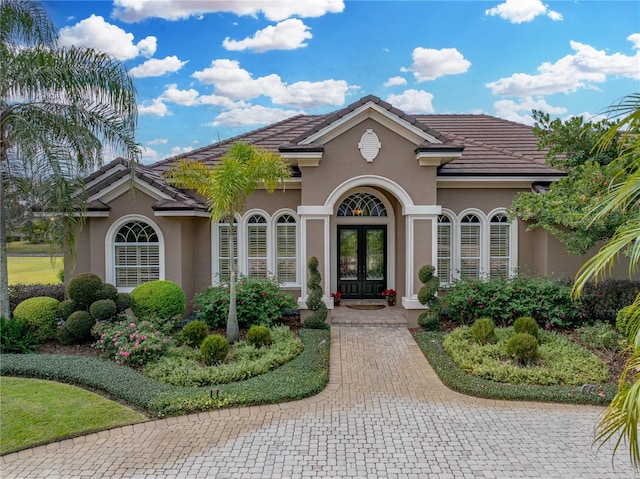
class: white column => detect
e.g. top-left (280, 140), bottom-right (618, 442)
top-left (297, 206), bottom-right (333, 310)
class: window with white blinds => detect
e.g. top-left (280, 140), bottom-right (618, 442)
top-left (437, 215), bottom-right (452, 284)
top-left (460, 214), bottom-right (481, 280)
top-left (276, 214), bottom-right (297, 284)
top-left (490, 213), bottom-right (510, 279)
top-left (218, 222), bottom-right (238, 283)
top-left (114, 221), bottom-right (160, 288)
top-left (247, 215), bottom-right (267, 278)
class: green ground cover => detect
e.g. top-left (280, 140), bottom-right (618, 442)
top-left (0, 377), bottom-right (148, 455)
top-left (7, 256), bottom-right (62, 285)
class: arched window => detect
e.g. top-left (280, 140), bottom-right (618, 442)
top-left (490, 213), bottom-right (510, 279)
top-left (337, 192), bottom-right (387, 217)
top-left (460, 214), bottom-right (481, 280)
top-left (247, 214), bottom-right (267, 278)
top-left (217, 219), bottom-right (237, 283)
top-left (437, 215), bottom-right (452, 284)
top-left (113, 220), bottom-right (160, 288)
top-left (276, 214), bottom-right (297, 284)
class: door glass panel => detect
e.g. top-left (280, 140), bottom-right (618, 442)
top-left (366, 229), bottom-right (384, 280)
top-left (339, 229), bottom-right (358, 280)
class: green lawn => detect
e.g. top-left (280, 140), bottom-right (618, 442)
top-left (7, 256), bottom-right (62, 284)
top-left (0, 377), bottom-right (148, 455)
top-left (7, 241), bottom-right (60, 255)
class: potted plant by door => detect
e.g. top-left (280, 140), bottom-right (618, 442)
top-left (331, 291), bottom-right (342, 306)
top-left (381, 289), bottom-right (396, 306)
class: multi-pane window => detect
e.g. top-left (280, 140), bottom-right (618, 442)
top-left (247, 214), bottom-right (268, 278)
top-left (276, 215), bottom-right (297, 284)
top-left (490, 213), bottom-right (510, 279)
top-left (218, 221), bottom-right (237, 283)
top-left (437, 215), bottom-right (452, 284)
top-left (114, 221), bottom-right (159, 288)
top-left (337, 192), bottom-right (387, 217)
top-left (460, 214), bottom-right (481, 280)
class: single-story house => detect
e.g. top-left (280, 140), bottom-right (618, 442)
top-left (71, 95), bottom-right (618, 327)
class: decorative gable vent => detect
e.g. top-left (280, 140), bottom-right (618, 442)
top-left (358, 129), bottom-right (381, 162)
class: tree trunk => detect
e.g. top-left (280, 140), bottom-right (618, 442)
top-left (226, 220), bottom-right (240, 343)
top-left (0, 162), bottom-right (10, 319)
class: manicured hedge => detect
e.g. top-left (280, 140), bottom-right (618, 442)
top-left (413, 331), bottom-right (616, 406)
top-left (0, 329), bottom-right (330, 417)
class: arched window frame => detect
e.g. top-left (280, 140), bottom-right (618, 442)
top-left (212, 215), bottom-right (239, 284)
top-left (437, 210), bottom-right (455, 285)
top-left (487, 208), bottom-right (518, 279)
top-left (272, 209), bottom-right (299, 286)
top-left (458, 209), bottom-right (484, 280)
top-left (105, 215), bottom-right (165, 292)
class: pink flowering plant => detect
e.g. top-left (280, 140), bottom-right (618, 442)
top-left (93, 318), bottom-right (175, 367)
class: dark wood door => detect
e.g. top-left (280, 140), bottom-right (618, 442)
top-left (337, 225), bottom-right (386, 299)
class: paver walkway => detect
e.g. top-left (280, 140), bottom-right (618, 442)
top-left (1, 306), bottom-right (636, 478)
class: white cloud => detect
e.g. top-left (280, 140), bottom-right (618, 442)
top-left (385, 89), bottom-right (435, 114)
top-left (170, 146), bottom-right (194, 156)
top-left (493, 97), bottom-right (567, 124)
top-left (112, 0), bottom-right (344, 22)
top-left (147, 138), bottom-right (168, 145)
top-left (485, 0), bottom-right (562, 24)
top-left (208, 105), bottom-right (301, 127)
top-left (199, 94), bottom-right (248, 109)
top-left (139, 98), bottom-right (170, 116)
top-left (193, 59), bottom-right (354, 108)
top-left (629, 33), bottom-right (640, 49)
top-left (140, 145), bottom-right (159, 164)
top-left (486, 39), bottom-right (640, 96)
top-left (223, 19), bottom-right (312, 53)
top-left (402, 47), bottom-right (471, 81)
top-left (58, 14), bottom-right (156, 60)
top-left (161, 84), bottom-right (200, 106)
top-left (384, 76), bottom-right (407, 87)
top-left (129, 56), bottom-right (187, 78)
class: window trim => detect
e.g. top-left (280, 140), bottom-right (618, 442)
top-left (272, 209), bottom-right (300, 287)
top-left (437, 210), bottom-right (454, 285)
top-left (245, 212), bottom-right (269, 279)
top-left (105, 215), bottom-right (165, 292)
top-left (211, 214), bottom-right (240, 284)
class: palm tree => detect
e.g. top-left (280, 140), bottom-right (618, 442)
top-left (164, 141), bottom-right (291, 343)
top-left (0, 0), bottom-right (139, 318)
top-left (573, 93), bottom-right (640, 468)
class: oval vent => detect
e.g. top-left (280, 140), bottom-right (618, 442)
top-left (358, 129), bottom-right (381, 162)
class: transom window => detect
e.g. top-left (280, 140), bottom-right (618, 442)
top-left (114, 221), bottom-right (160, 288)
top-left (337, 192), bottom-right (387, 217)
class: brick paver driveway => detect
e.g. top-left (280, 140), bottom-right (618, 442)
top-left (2, 313), bottom-right (636, 478)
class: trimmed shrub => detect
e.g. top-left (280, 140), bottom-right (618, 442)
top-left (97, 283), bottom-right (118, 301)
top-left (89, 299), bottom-right (117, 322)
top-left (200, 334), bottom-right (229, 366)
top-left (66, 273), bottom-right (104, 308)
top-left (513, 316), bottom-right (539, 339)
top-left (303, 315), bottom-right (330, 330)
top-left (303, 257), bottom-right (329, 329)
top-left (418, 310), bottom-right (441, 331)
top-left (114, 293), bottom-right (132, 314)
top-left (471, 318), bottom-right (496, 345)
top-left (58, 299), bottom-right (80, 320)
top-left (13, 296), bottom-right (60, 341)
top-left (131, 280), bottom-right (185, 321)
top-left (57, 325), bottom-right (76, 345)
top-left (247, 325), bottom-right (272, 347)
top-left (181, 320), bottom-right (209, 348)
top-left (506, 333), bottom-right (539, 366)
top-left (9, 283), bottom-right (65, 314)
top-left (0, 317), bottom-right (39, 353)
top-left (65, 311), bottom-right (96, 342)
top-left (580, 280), bottom-right (640, 323)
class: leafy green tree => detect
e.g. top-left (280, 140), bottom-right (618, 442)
top-left (573, 93), bottom-right (640, 468)
top-left (510, 111), bottom-right (625, 254)
top-left (0, 0), bottom-right (139, 318)
top-left (164, 141), bottom-right (291, 343)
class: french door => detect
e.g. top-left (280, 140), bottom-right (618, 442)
top-left (337, 225), bottom-right (386, 299)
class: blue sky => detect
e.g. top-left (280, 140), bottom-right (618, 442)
top-left (43, 0), bottom-right (640, 164)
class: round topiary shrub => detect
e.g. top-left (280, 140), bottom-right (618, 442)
top-left (418, 265), bottom-right (436, 285)
top-left (130, 280), bottom-right (185, 321)
top-left (114, 293), bottom-right (132, 314)
top-left (66, 273), bottom-right (104, 308)
top-left (513, 316), bottom-right (539, 339)
top-left (13, 296), bottom-right (60, 341)
top-left (418, 309), bottom-right (441, 331)
top-left (89, 299), bottom-right (117, 322)
top-left (57, 325), bottom-right (76, 346)
top-left (506, 332), bottom-right (539, 366)
top-left (66, 310), bottom-right (96, 342)
top-left (58, 299), bottom-right (80, 321)
top-left (97, 283), bottom-right (118, 301)
top-left (181, 320), bottom-right (209, 348)
top-left (200, 334), bottom-right (229, 366)
top-left (471, 317), bottom-right (496, 345)
top-left (246, 325), bottom-right (272, 348)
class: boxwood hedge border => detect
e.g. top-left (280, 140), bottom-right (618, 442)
top-left (0, 329), bottom-right (330, 418)
top-left (413, 331), bottom-right (617, 406)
